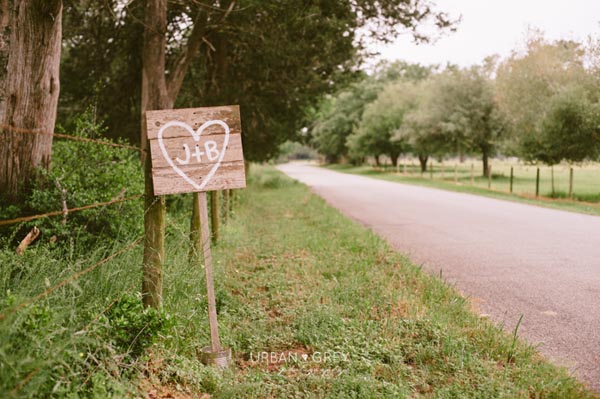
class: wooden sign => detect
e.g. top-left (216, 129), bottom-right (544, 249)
top-left (146, 105), bottom-right (246, 196)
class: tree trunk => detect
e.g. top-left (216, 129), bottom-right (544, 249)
top-left (141, 0), bottom-right (170, 309)
top-left (0, 0), bottom-right (10, 122)
top-left (141, 0), bottom-right (208, 309)
top-left (418, 154), bottom-right (428, 172)
top-left (482, 150), bottom-right (489, 178)
top-left (374, 155), bottom-right (380, 166)
top-left (0, 0), bottom-right (62, 202)
top-left (390, 151), bottom-right (399, 167)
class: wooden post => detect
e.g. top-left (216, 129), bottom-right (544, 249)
top-left (551, 166), bottom-right (555, 196)
top-left (470, 164), bottom-right (474, 185)
top-left (189, 192), bottom-right (202, 262)
top-left (430, 161), bottom-right (433, 179)
top-left (210, 191), bottom-right (219, 244)
top-left (569, 167), bottom-right (574, 199)
top-left (535, 168), bottom-right (540, 197)
top-left (197, 191), bottom-right (221, 352)
top-left (222, 189), bottom-right (230, 223)
top-left (142, 148), bottom-right (165, 309)
top-left (487, 165), bottom-right (492, 189)
top-left (510, 167), bottom-right (514, 193)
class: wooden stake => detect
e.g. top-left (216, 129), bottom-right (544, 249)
top-left (569, 167), bottom-right (574, 199)
top-left (210, 191), bottom-right (219, 244)
top-left (198, 191), bottom-right (221, 352)
top-left (510, 167), bottom-right (514, 193)
top-left (142, 149), bottom-right (165, 309)
top-left (189, 193), bottom-right (201, 262)
top-left (535, 168), bottom-right (540, 197)
top-left (16, 227), bottom-right (40, 255)
top-left (222, 189), bottom-right (230, 223)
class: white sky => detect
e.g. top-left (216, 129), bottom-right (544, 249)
top-left (368, 0), bottom-right (600, 67)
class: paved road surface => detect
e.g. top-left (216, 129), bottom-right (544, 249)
top-left (278, 162), bottom-right (600, 391)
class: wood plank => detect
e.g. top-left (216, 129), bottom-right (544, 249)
top-left (146, 105), bottom-right (241, 140)
top-left (149, 134), bottom-right (243, 170)
top-left (152, 161), bottom-right (246, 195)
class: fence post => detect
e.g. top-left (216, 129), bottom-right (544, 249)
top-left (535, 168), bottom-right (540, 197)
top-left (510, 167), bottom-right (514, 194)
top-left (569, 167), bottom-right (574, 199)
top-left (210, 191), bottom-right (219, 244)
top-left (189, 192), bottom-right (202, 262)
top-left (142, 147), bottom-right (165, 309)
top-left (487, 165), bottom-right (492, 189)
top-left (222, 189), bottom-right (230, 223)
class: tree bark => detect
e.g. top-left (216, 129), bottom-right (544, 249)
top-left (418, 154), bottom-right (428, 172)
top-left (390, 151), bottom-right (399, 167)
top-left (0, 0), bottom-right (62, 202)
top-left (0, 0), bottom-right (10, 122)
top-left (482, 150), bottom-right (489, 178)
top-left (141, 0), bottom-right (170, 309)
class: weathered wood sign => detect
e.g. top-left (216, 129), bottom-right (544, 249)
top-left (146, 105), bottom-right (246, 195)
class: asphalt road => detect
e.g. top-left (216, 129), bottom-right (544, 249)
top-left (278, 162), bottom-right (600, 391)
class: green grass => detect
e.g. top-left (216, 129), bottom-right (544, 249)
top-left (0, 165), bottom-right (596, 398)
top-left (324, 163), bottom-right (600, 217)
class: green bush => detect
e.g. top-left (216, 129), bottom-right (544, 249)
top-left (0, 108), bottom-right (144, 247)
top-left (105, 292), bottom-right (172, 359)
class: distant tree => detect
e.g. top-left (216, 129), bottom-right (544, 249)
top-left (495, 34), bottom-right (591, 163)
top-left (531, 84), bottom-right (600, 165)
top-left (311, 78), bottom-right (382, 163)
top-left (0, 0), bottom-right (63, 202)
top-left (394, 67), bottom-right (503, 176)
top-left (394, 79), bottom-right (449, 172)
top-left (347, 81), bottom-right (420, 166)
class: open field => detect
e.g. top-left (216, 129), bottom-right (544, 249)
top-left (325, 162), bottom-right (600, 217)
top-left (0, 165), bottom-right (596, 397)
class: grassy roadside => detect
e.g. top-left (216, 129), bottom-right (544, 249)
top-left (166, 165), bottom-right (594, 397)
top-left (323, 164), bottom-right (600, 217)
top-left (1, 165), bottom-right (596, 398)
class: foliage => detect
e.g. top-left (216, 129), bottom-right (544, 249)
top-left (0, 109), bottom-right (144, 246)
top-left (105, 292), bottom-right (171, 359)
top-left (59, 1), bottom-right (456, 161)
top-left (347, 80), bottom-right (419, 165)
top-left (311, 77), bottom-right (383, 163)
top-left (495, 34), bottom-right (600, 164)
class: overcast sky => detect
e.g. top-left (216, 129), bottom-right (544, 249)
top-left (367, 0), bottom-right (600, 67)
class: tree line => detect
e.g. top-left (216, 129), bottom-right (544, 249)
top-left (309, 33), bottom-right (600, 177)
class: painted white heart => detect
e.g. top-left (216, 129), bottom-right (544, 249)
top-left (301, 354), bottom-right (308, 361)
top-left (157, 120), bottom-right (230, 191)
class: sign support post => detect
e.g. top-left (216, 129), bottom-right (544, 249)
top-left (198, 191), bottom-right (221, 351)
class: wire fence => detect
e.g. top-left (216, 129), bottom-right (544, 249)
top-left (0, 124), bottom-right (144, 152)
top-left (372, 158), bottom-right (600, 204)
